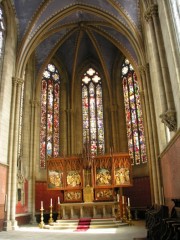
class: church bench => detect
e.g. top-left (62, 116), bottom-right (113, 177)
top-left (147, 206), bottom-right (180, 240)
top-left (145, 204), bottom-right (169, 239)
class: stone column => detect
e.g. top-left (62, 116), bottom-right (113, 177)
top-left (29, 100), bottom-right (39, 223)
top-left (10, 77), bottom-right (24, 229)
top-left (110, 105), bottom-right (116, 152)
top-left (144, 6), bottom-right (167, 114)
top-left (148, 4), bottom-right (176, 131)
top-left (4, 78), bottom-right (18, 230)
top-left (67, 108), bottom-right (73, 155)
top-left (138, 64), bottom-right (163, 204)
top-left (59, 81), bottom-right (67, 155)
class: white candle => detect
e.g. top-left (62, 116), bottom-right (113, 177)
top-left (117, 194), bottom-right (119, 202)
top-left (128, 197), bottom-right (130, 206)
top-left (58, 196), bottom-right (60, 204)
top-left (41, 201), bottom-right (43, 209)
top-left (50, 198), bottom-right (52, 206)
top-left (122, 196), bottom-right (124, 204)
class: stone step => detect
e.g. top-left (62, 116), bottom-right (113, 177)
top-left (44, 218), bottom-right (129, 230)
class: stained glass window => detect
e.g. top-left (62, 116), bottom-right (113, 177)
top-left (40, 63), bottom-right (60, 168)
top-left (122, 59), bottom-right (147, 165)
top-left (82, 68), bottom-right (105, 156)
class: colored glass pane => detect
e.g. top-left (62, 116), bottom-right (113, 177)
top-left (40, 63), bottom-right (60, 168)
top-left (82, 68), bottom-right (105, 155)
top-left (122, 59), bottom-right (147, 165)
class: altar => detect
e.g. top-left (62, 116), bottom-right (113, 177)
top-left (60, 201), bottom-right (117, 219)
top-left (47, 153), bottom-right (132, 204)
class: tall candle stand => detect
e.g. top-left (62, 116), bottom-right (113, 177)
top-left (49, 205), bottom-right (54, 224)
top-left (115, 203), bottom-right (121, 220)
top-left (39, 207), bottom-right (45, 228)
top-left (126, 205), bottom-right (132, 225)
top-left (57, 203), bottom-right (61, 220)
top-left (122, 202), bottom-right (127, 222)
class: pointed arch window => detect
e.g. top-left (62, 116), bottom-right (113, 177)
top-left (82, 68), bottom-right (105, 156)
top-left (122, 59), bottom-right (147, 165)
top-left (40, 63), bottom-right (61, 168)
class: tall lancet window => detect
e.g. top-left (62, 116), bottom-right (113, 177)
top-left (40, 63), bottom-right (60, 168)
top-left (82, 68), bottom-right (105, 156)
top-left (122, 59), bottom-right (147, 165)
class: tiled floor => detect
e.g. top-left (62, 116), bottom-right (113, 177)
top-left (0, 220), bottom-right (147, 240)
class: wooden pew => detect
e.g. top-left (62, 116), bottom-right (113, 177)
top-left (145, 204), bottom-right (169, 239)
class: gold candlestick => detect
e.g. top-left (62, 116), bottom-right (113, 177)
top-left (122, 203), bottom-right (127, 222)
top-left (57, 203), bottom-right (61, 220)
top-left (115, 202), bottom-right (121, 220)
top-left (49, 205), bottom-right (54, 224)
top-left (127, 206), bottom-right (132, 225)
top-left (39, 207), bottom-right (45, 228)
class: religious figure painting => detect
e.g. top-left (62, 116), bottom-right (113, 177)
top-left (66, 170), bottom-right (82, 187)
top-left (114, 167), bottom-right (130, 186)
top-left (48, 170), bottom-right (63, 189)
top-left (64, 190), bottom-right (82, 202)
top-left (96, 168), bottom-right (112, 186)
top-left (95, 188), bottom-right (114, 201)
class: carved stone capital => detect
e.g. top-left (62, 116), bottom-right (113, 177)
top-left (12, 77), bottom-right (24, 86)
top-left (144, 4), bottom-right (158, 22)
top-left (150, 4), bottom-right (158, 17)
top-left (160, 109), bottom-right (177, 132)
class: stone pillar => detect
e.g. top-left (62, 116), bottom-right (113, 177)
top-left (59, 81), bottom-right (67, 155)
top-left (6, 77), bottom-right (24, 230)
top-left (67, 108), bottom-right (73, 155)
top-left (138, 64), bottom-right (163, 204)
top-left (4, 78), bottom-right (18, 230)
top-left (29, 100), bottom-right (39, 224)
top-left (144, 6), bottom-right (167, 114)
top-left (147, 4), bottom-right (177, 131)
top-left (110, 105), bottom-right (116, 151)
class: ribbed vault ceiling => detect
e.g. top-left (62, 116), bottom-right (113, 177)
top-left (12, 0), bottom-right (143, 79)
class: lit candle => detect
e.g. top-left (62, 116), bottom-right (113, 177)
top-left (117, 194), bottom-right (119, 202)
top-left (58, 197), bottom-right (60, 204)
top-left (128, 197), bottom-right (130, 206)
top-left (122, 196), bottom-right (124, 204)
top-left (50, 198), bottom-right (52, 206)
top-left (41, 201), bottom-right (43, 209)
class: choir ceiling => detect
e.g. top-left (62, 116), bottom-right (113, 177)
top-left (12, 0), bottom-right (143, 79)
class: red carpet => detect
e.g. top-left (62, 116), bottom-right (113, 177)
top-left (75, 218), bottom-right (91, 232)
